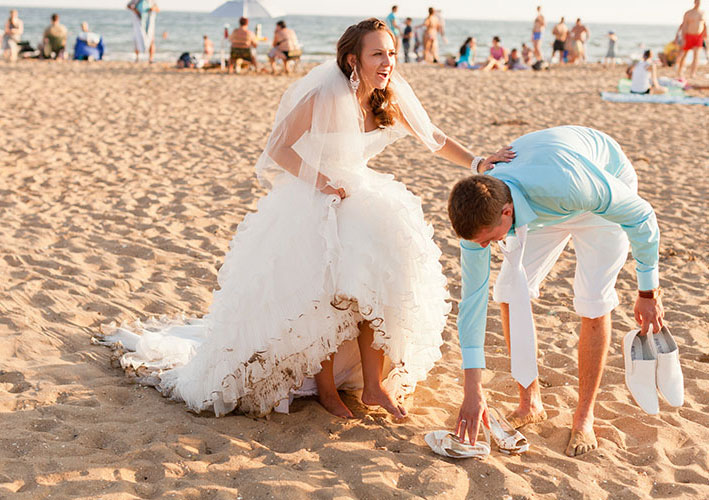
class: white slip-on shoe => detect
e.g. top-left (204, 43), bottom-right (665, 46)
top-left (652, 325), bottom-right (684, 407)
top-left (623, 328), bottom-right (659, 415)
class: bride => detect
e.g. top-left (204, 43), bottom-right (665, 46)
top-left (98, 18), bottom-right (513, 419)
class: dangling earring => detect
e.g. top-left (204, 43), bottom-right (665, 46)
top-left (349, 66), bottom-right (360, 92)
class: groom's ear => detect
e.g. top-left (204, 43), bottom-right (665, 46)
top-left (501, 203), bottom-right (514, 218)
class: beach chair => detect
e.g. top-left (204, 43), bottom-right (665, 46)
top-left (284, 48), bottom-right (303, 73)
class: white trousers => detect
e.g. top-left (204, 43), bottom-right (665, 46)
top-left (493, 213), bottom-right (630, 318)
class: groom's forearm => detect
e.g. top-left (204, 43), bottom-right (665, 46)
top-left (464, 368), bottom-right (484, 395)
top-left (458, 240), bottom-right (490, 369)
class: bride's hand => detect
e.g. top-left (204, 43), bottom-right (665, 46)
top-left (316, 173), bottom-right (347, 199)
top-left (479, 146), bottom-right (515, 172)
top-left (321, 184), bottom-right (347, 199)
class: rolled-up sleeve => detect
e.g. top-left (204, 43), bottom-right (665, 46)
top-left (457, 241), bottom-right (491, 369)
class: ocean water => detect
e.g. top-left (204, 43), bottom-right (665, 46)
top-left (3, 6), bottom-right (685, 64)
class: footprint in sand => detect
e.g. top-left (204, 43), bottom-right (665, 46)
top-left (0, 370), bottom-right (32, 394)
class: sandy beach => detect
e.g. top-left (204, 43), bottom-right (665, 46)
top-left (1, 60), bottom-right (708, 499)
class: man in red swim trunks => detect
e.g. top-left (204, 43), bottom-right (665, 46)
top-left (677, 0), bottom-right (707, 78)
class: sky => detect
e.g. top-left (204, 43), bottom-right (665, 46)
top-left (1, 0), bottom-right (695, 25)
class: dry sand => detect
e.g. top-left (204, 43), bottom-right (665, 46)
top-left (0, 60), bottom-right (708, 499)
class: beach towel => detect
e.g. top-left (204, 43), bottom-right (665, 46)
top-left (129, 0), bottom-right (156, 53)
top-left (601, 92), bottom-right (709, 106)
top-left (617, 78), bottom-right (685, 97)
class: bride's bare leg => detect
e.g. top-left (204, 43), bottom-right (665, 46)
top-left (314, 357), bottom-right (353, 418)
top-left (358, 322), bottom-right (407, 419)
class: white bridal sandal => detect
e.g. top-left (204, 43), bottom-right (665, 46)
top-left (623, 328), bottom-right (659, 415)
top-left (424, 430), bottom-right (491, 460)
top-left (486, 408), bottom-right (530, 455)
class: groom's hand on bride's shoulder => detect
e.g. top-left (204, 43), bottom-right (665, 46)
top-left (480, 146), bottom-right (516, 173)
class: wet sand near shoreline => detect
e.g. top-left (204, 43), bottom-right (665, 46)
top-left (1, 60), bottom-right (708, 499)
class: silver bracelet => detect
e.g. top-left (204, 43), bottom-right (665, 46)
top-left (470, 156), bottom-right (485, 173)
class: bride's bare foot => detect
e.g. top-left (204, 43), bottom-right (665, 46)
top-left (361, 384), bottom-right (407, 419)
top-left (318, 391), bottom-right (353, 419)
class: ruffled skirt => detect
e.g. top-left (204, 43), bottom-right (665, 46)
top-left (97, 167), bottom-right (450, 416)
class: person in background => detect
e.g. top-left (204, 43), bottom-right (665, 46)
top-left (604, 31), bottom-right (618, 67)
top-left (570, 18), bottom-right (590, 64)
top-left (402, 17), bottom-right (413, 63)
top-left (74, 21), bottom-right (104, 61)
top-left (203, 35), bottom-right (214, 60)
top-left (456, 36), bottom-right (476, 68)
top-left (521, 42), bottom-right (533, 65)
top-left (2, 9), bottom-right (23, 62)
top-left (229, 16), bottom-right (259, 73)
top-left (385, 5), bottom-right (400, 52)
top-left (563, 35), bottom-right (574, 63)
top-left (127, 0), bottom-right (159, 63)
top-left (422, 7), bottom-right (444, 63)
top-left (676, 0), bottom-right (707, 78)
top-left (551, 17), bottom-right (567, 64)
top-left (628, 49), bottom-right (668, 94)
top-left (413, 23), bottom-right (424, 61)
top-left (268, 20), bottom-right (300, 75)
top-left (507, 49), bottom-right (529, 70)
top-left (78, 22), bottom-right (100, 45)
top-left (531, 5), bottom-right (545, 61)
top-left (39, 13), bottom-right (68, 60)
top-left (481, 36), bottom-right (507, 71)
top-left (507, 48), bottom-right (529, 70)
top-left (659, 37), bottom-right (681, 67)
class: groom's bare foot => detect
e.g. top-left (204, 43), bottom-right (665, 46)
top-left (507, 407), bottom-right (548, 429)
top-left (509, 381), bottom-right (547, 428)
top-left (361, 384), bottom-right (407, 419)
top-left (318, 391), bottom-right (353, 419)
top-left (565, 428), bottom-right (597, 457)
top-left (565, 410), bottom-right (597, 456)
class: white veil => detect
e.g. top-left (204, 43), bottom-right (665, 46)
top-left (254, 60), bottom-right (446, 193)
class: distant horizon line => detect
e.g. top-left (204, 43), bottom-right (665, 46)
top-left (0, 4), bottom-right (679, 27)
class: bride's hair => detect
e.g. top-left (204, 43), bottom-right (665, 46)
top-left (336, 18), bottom-right (396, 128)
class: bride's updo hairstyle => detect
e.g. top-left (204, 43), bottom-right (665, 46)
top-left (337, 18), bottom-right (396, 128)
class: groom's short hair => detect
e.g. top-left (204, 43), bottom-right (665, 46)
top-left (448, 175), bottom-right (512, 240)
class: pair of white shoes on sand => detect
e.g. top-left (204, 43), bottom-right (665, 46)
top-left (425, 408), bottom-right (529, 460)
top-left (623, 325), bottom-right (684, 415)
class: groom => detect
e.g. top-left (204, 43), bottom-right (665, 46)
top-left (447, 125), bottom-right (664, 457)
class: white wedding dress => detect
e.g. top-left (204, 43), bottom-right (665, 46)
top-left (98, 125), bottom-right (450, 417)
top-left (98, 63), bottom-right (450, 417)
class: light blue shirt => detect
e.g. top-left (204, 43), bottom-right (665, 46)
top-left (457, 45), bottom-right (473, 66)
top-left (458, 126), bottom-right (660, 369)
top-left (386, 12), bottom-right (400, 36)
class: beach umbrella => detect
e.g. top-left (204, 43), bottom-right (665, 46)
top-left (210, 0), bottom-right (285, 19)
